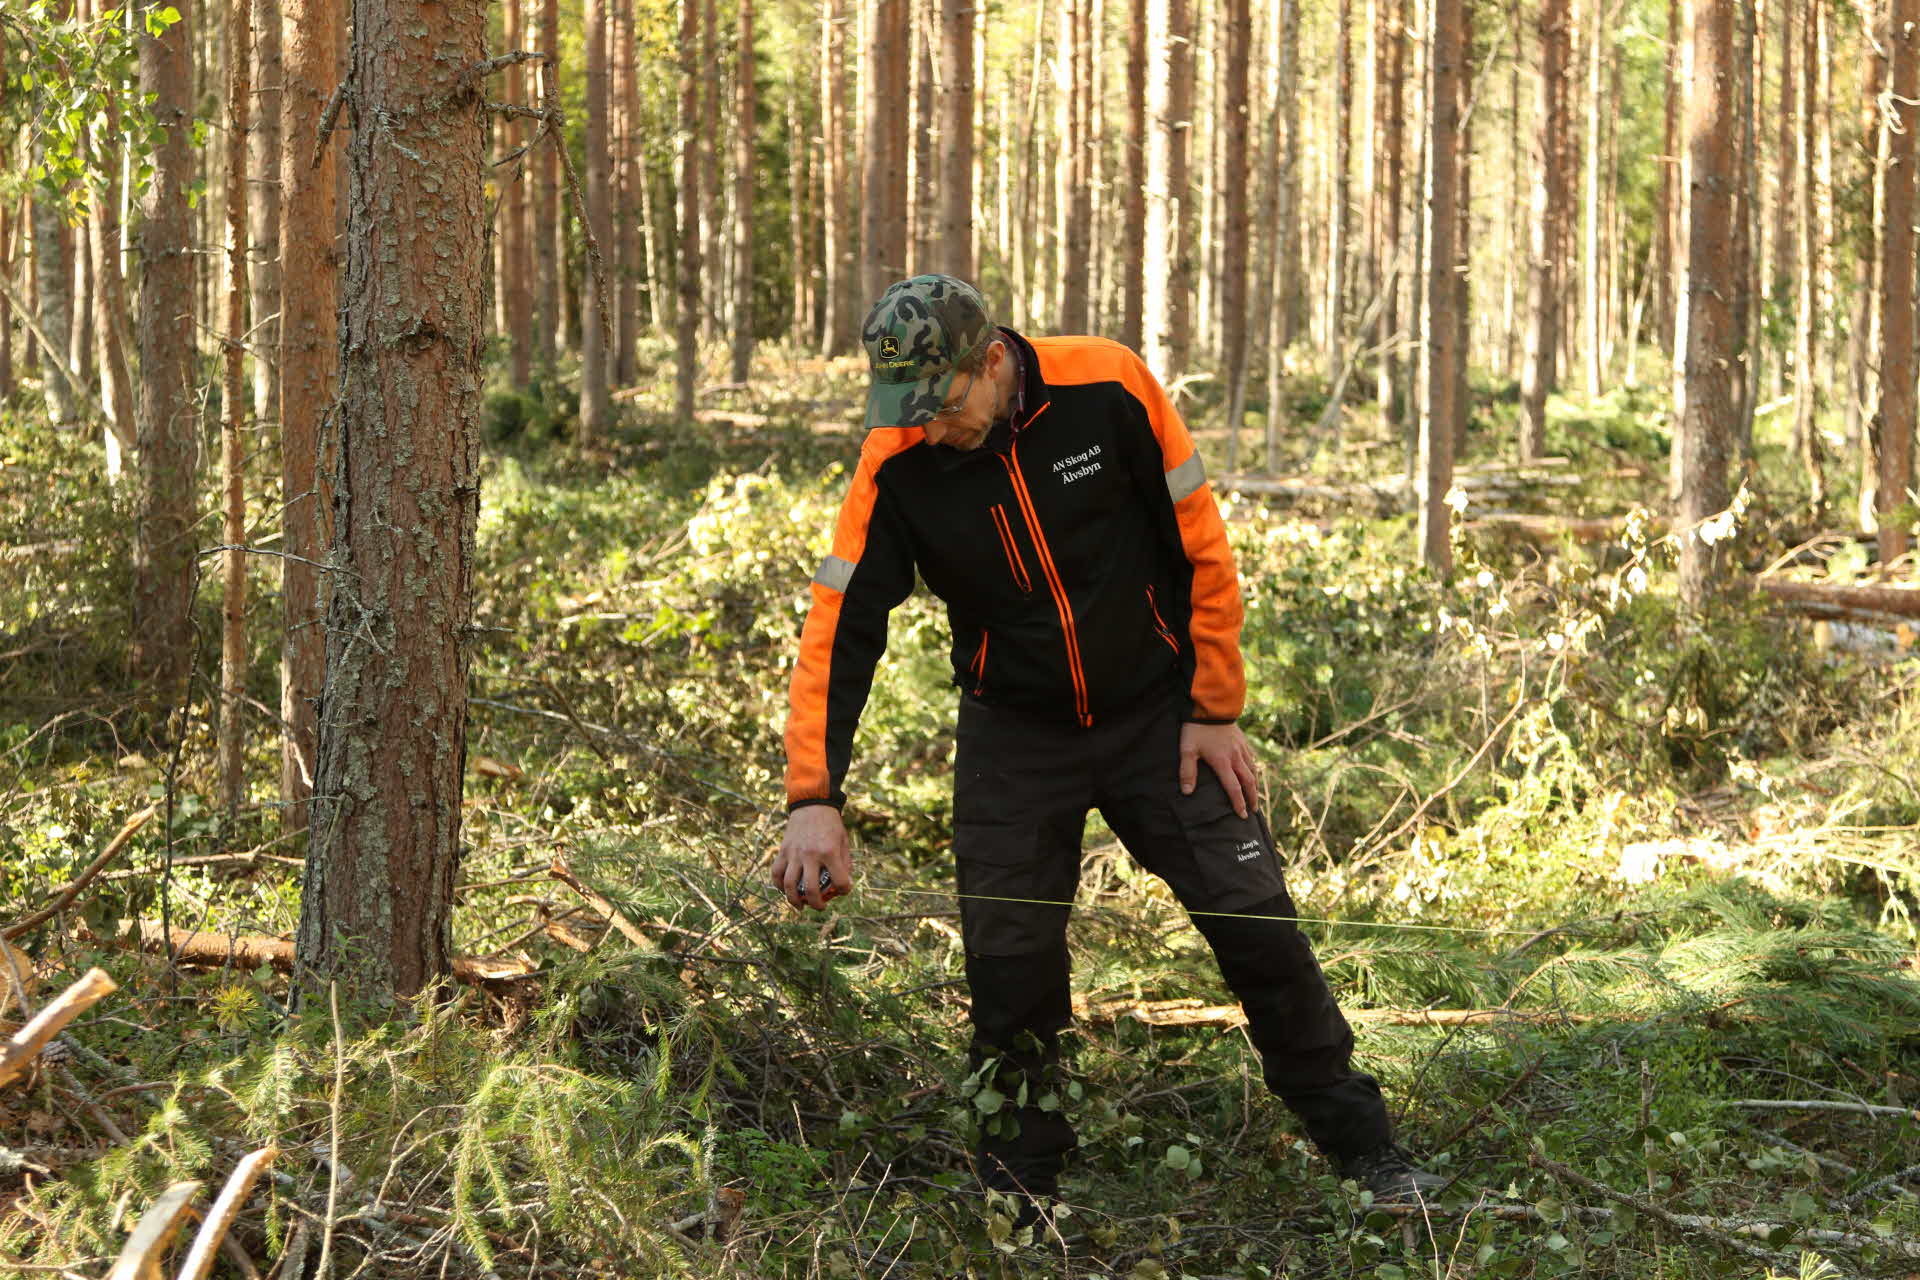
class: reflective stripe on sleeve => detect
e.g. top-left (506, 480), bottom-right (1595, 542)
top-left (1166, 453), bottom-right (1206, 503)
top-left (813, 554), bottom-right (857, 592)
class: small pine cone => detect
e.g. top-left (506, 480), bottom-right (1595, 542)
top-left (38, 1040), bottom-right (73, 1068)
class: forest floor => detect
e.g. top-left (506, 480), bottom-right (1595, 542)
top-left (3, 347), bottom-right (1920, 1278)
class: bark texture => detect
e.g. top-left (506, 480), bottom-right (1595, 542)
top-left (220, 0), bottom-right (253, 822)
top-left (677, 0), bottom-right (702, 420)
top-left (250, 0), bottom-right (282, 426)
top-left (1881, 0), bottom-right (1918, 566)
top-left (1679, 0), bottom-right (1737, 606)
top-left (1421, 0), bottom-right (1461, 573)
top-left (132, 0), bottom-right (200, 708)
top-left (939, 0), bottom-right (976, 280)
top-left (579, 0), bottom-right (612, 438)
top-left (294, 0), bottom-right (488, 1002)
top-left (1518, 0), bottom-right (1567, 461)
top-left (730, 0), bottom-right (756, 383)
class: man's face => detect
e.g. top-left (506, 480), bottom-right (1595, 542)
top-left (920, 345), bottom-right (998, 451)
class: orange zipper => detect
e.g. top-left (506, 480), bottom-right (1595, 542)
top-left (989, 505), bottom-right (1033, 592)
top-left (970, 630), bottom-right (990, 695)
top-left (1146, 586), bottom-right (1180, 654)
top-left (1000, 443), bottom-right (1092, 727)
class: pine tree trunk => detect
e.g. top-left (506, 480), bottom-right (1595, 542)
top-left (1518, 0), bottom-right (1566, 460)
top-left (677, 0), bottom-right (702, 419)
top-left (1772, 0), bottom-right (1795, 384)
top-left (250, 0), bottom-right (281, 425)
top-left (1679, 0), bottom-right (1736, 607)
top-left (1848, 17), bottom-right (1885, 503)
top-left (1144, 0), bottom-right (1192, 376)
top-left (1121, 0), bottom-right (1147, 349)
top-left (219, 0), bottom-right (251, 825)
top-left (820, 0), bottom-right (857, 353)
top-left (789, 61), bottom-right (812, 344)
top-left (295, 0), bottom-right (487, 1004)
top-left (1792, 0), bottom-right (1825, 510)
top-left (1454, 0), bottom-right (1472, 456)
top-left (939, 0), bottom-right (975, 279)
top-left (1881, 0), bottom-right (1917, 567)
top-left (88, 56), bottom-right (137, 474)
top-left (1655, 0), bottom-right (1679, 349)
top-left (863, 0), bottom-right (911, 301)
top-left (535, 0), bottom-right (560, 370)
top-left (1376, 0), bottom-right (1405, 428)
top-left (0, 208), bottom-right (13, 401)
top-left (1327, 0), bottom-right (1351, 382)
top-left (1581, 0), bottom-right (1603, 396)
top-left (580, 0), bottom-right (612, 439)
top-left (32, 172), bottom-right (74, 427)
top-left (1221, 0), bottom-right (1251, 462)
top-left (730, 0), bottom-right (756, 382)
top-left (1421, 0), bottom-right (1460, 573)
top-left (133, 0), bottom-right (199, 709)
top-left (616, 0), bottom-right (640, 383)
top-left (278, 0), bottom-right (336, 833)
top-left (1730, 0), bottom-right (1756, 455)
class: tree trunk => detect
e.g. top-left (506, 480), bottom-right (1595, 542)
top-left (502, 0), bottom-right (534, 388)
top-left (295, 0), bottom-right (487, 1004)
top-left (821, 0), bottom-right (857, 353)
top-left (278, 0), bottom-right (337, 834)
top-left (615, 0), bottom-right (640, 384)
top-left (1375, 0), bottom-right (1406, 430)
top-left (32, 172), bottom-right (74, 427)
top-left (1730, 0), bottom-right (1756, 456)
top-left (219, 0), bottom-right (252, 825)
top-left (88, 51), bottom-right (137, 475)
top-left (1454, 0), bottom-right (1472, 456)
top-left (1221, 0), bottom-right (1251, 463)
top-left (535, 0), bottom-right (560, 371)
top-left (939, 0), bottom-right (976, 280)
top-left (1518, 0), bottom-right (1567, 460)
top-left (1581, 0), bottom-right (1603, 397)
top-left (1121, 0), bottom-right (1147, 349)
top-left (677, 0), bottom-right (703, 420)
top-left (1327, 0), bottom-right (1351, 383)
top-left (0, 207), bottom-right (13, 401)
top-left (1856, 12), bottom-right (1889, 532)
top-left (863, 0), bottom-right (910, 301)
top-left (1058, 0), bottom-right (1093, 330)
top-left (1143, 0), bottom-right (1192, 377)
top-left (1792, 0), bottom-right (1824, 511)
top-left (250, 0), bottom-right (282, 426)
top-left (1421, 0), bottom-right (1460, 573)
top-left (1772, 0), bottom-right (1795, 382)
top-left (132, 0), bottom-right (199, 710)
top-left (1881, 0), bottom-right (1917, 567)
top-left (579, 0), bottom-right (612, 440)
top-left (1679, 0), bottom-right (1737, 607)
top-left (1846, 25), bottom-right (1884, 457)
top-left (1276, 0), bottom-right (1301, 356)
top-left (730, 0), bottom-right (756, 382)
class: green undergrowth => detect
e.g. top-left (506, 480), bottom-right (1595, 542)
top-left (5, 355), bottom-right (1920, 1276)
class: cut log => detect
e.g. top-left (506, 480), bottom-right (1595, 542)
top-left (1756, 577), bottom-right (1920, 621)
top-left (94, 923), bottom-right (534, 985)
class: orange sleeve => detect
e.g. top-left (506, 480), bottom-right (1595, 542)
top-left (785, 436), bottom-right (919, 809)
top-left (1120, 354), bottom-right (1246, 722)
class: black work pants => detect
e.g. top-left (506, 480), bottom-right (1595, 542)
top-left (953, 693), bottom-right (1392, 1197)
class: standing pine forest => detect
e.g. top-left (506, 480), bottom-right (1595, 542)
top-left (5, 0), bottom-right (1920, 1273)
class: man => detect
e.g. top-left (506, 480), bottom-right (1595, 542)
top-left (774, 274), bottom-right (1440, 1221)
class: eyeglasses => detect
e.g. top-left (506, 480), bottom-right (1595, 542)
top-left (930, 370), bottom-right (976, 421)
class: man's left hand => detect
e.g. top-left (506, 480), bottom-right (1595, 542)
top-left (1179, 721), bottom-right (1260, 818)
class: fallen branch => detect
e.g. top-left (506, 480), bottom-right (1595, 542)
top-left (94, 922), bottom-right (534, 985)
top-left (105, 1178), bottom-right (203, 1280)
top-left (548, 858), bottom-right (664, 953)
top-left (1463, 512), bottom-right (1669, 545)
top-left (0, 968), bottom-right (118, 1089)
top-left (1069, 994), bottom-right (1586, 1031)
top-left (1843, 1160), bottom-right (1920, 1209)
top-left (1734, 1099), bottom-right (1920, 1121)
top-left (174, 1147), bottom-right (276, 1280)
top-left (4, 806), bottom-right (159, 941)
top-left (1528, 1152), bottom-right (1787, 1266)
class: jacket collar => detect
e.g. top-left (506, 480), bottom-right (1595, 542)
top-left (931, 327), bottom-right (1052, 471)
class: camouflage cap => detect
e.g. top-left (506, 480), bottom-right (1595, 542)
top-left (860, 275), bottom-right (996, 429)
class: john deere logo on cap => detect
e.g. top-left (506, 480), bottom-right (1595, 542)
top-left (879, 337), bottom-right (900, 360)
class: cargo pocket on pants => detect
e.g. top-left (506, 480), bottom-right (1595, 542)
top-left (953, 821), bottom-right (1076, 957)
top-left (1172, 783), bottom-right (1289, 911)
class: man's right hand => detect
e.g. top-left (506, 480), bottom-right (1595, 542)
top-left (772, 805), bottom-right (854, 911)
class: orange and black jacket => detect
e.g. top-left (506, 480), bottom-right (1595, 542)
top-left (785, 328), bottom-right (1246, 811)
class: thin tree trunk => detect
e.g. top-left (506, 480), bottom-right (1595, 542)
top-left (1853, 12), bottom-right (1887, 530)
top-left (32, 171), bottom-right (74, 427)
top-left (1771, 0), bottom-right (1795, 396)
top-left (1679, 0), bottom-right (1736, 607)
top-left (1259, 0), bottom-right (1284, 467)
top-left (1421, 0), bottom-right (1461, 572)
top-left (1276, 0), bottom-right (1301, 356)
top-left (1221, 0), bottom-right (1251, 463)
top-left (1581, 0), bottom-right (1603, 396)
top-left (278, 0), bottom-right (336, 833)
top-left (730, 0), bottom-right (756, 382)
top-left (1518, 0), bottom-right (1566, 460)
top-left (1327, 0), bottom-right (1352, 382)
top-left (789, 60), bottom-right (811, 344)
top-left (1144, 0), bottom-right (1192, 377)
top-left (580, 0), bottom-right (612, 439)
top-left (1376, 0), bottom-right (1406, 429)
top-left (1121, 0), bottom-right (1147, 349)
top-left (1793, 0), bottom-right (1825, 511)
top-left (863, 0), bottom-right (911, 301)
top-left (1454, 0), bottom-right (1472, 456)
top-left (0, 207), bottom-right (13, 401)
top-left (89, 59), bottom-right (137, 474)
top-left (219, 0), bottom-right (251, 825)
top-left (677, 0), bottom-right (703, 419)
top-left (615, 0), bottom-right (639, 384)
top-left (295, 0), bottom-right (487, 1004)
top-left (535, 0), bottom-right (560, 370)
top-left (939, 0), bottom-right (976, 279)
top-left (820, 0), bottom-right (857, 353)
top-left (1881, 0), bottom-right (1917, 568)
top-left (1655, 0), bottom-right (1680, 350)
top-left (1730, 0), bottom-right (1756, 455)
top-left (250, 0), bottom-right (281, 426)
top-left (501, 0), bottom-right (532, 387)
top-left (133, 0), bottom-right (199, 709)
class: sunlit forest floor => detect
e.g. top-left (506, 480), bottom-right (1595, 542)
top-left (3, 343), bottom-right (1919, 1278)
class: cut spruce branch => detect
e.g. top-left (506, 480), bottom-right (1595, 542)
top-left (4, 806), bottom-right (159, 941)
top-left (548, 858), bottom-right (664, 953)
top-left (89, 922), bottom-right (534, 985)
top-left (1734, 1099), bottom-right (1920, 1120)
top-left (0, 968), bottom-right (118, 1090)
